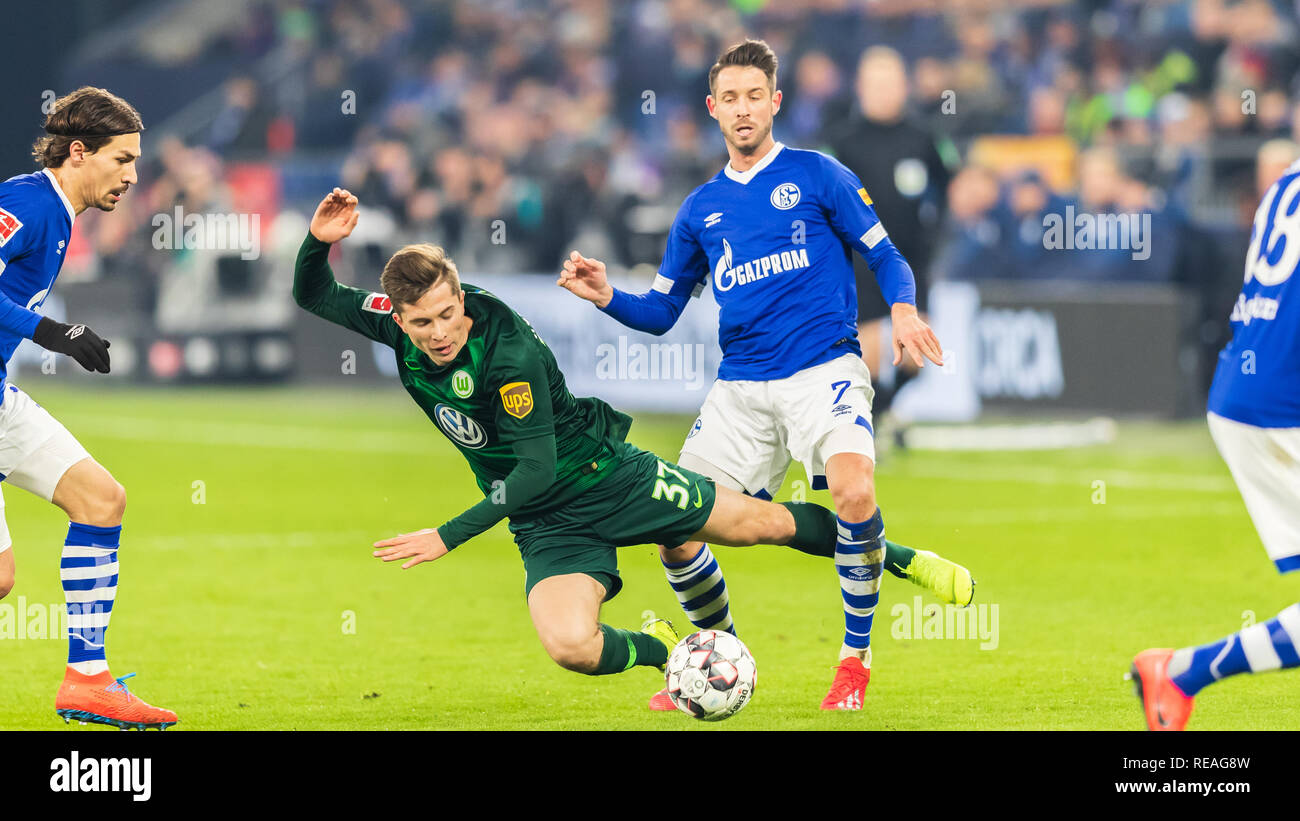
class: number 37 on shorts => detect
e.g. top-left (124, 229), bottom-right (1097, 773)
top-left (651, 459), bottom-right (705, 510)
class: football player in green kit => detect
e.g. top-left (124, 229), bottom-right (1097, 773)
top-left (294, 189), bottom-right (848, 681)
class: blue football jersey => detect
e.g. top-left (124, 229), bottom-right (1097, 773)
top-left (654, 143), bottom-right (916, 381)
top-left (0, 169), bottom-right (75, 394)
top-left (1208, 159), bottom-right (1300, 427)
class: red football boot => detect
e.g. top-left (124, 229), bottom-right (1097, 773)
top-left (56, 669), bottom-right (179, 731)
top-left (648, 688), bottom-right (677, 711)
top-left (1128, 649), bottom-right (1194, 731)
top-left (820, 656), bottom-right (870, 711)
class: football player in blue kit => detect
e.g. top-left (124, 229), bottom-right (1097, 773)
top-left (559, 40), bottom-right (974, 711)
top-left (1130, 145), bottom-right (1300, 731)
top-left (0, 87), bottom-right (176, 729)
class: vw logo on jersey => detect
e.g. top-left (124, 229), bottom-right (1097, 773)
top-left (713, 238), bottom-right (736, 292)
top-left (687, 417), bottom-right (703, 438)
top-left (434, 403), bottom-right (488, 449)
top-left (770, 182), bottom-right (801, 210)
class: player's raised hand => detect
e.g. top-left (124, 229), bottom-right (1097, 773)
top-left (890, 303), bottom-right (944, 368)
top-left (372, 528), bottom-right (449, 570)
top-left (557, 250), bottom-right (614, 308)
top-left (310, 187), bottom-right (360, 244)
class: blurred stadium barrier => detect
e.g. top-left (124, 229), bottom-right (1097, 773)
top-left (893, 280), bottom-right (1200, 422)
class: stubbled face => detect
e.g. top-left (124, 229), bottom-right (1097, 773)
top-left (707, 66), bottom-right (782, 156)
top-left (81, 133), bottom-right (140, 212)
top-left (392, 280), bottom-right (473, 366)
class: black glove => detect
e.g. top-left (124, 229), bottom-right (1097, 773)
top-left (32, 317), bottom-right (111, 374)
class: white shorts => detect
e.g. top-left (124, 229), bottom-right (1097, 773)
top-left (0, 384), bottom-right (92, 554)
top-left (679, 353), bottom-right (876, 498)
top-left (1208, 411), bottom-right (1300, 574)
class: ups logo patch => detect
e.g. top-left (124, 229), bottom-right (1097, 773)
top-left (499, 381), bottom-right (535, 419)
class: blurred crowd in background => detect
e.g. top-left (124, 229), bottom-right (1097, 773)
top-left (48, 0), bottom-right (1300, 355)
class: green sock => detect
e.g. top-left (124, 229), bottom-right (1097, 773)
top-left (593, 624), bottom-right (669, 675)
top-left (780, 501), bottom-right (837, 557)
top-left (884, 540), bottom-right (915, 578)
top-left (782, 500), bottom-right (915, 575)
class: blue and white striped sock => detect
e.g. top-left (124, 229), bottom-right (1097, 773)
top-left (61, 522), bottom-right (121, 676)
top-left (1168, 603), bottom-right (1300, 697)
top-left (836, 510), bottom-right (885, 657)
top-left (662, 544), bottom-right (735, 635)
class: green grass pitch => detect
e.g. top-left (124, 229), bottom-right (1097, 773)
top-left (0, 384), bottom-right (1296, 730)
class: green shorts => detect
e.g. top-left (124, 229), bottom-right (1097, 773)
top-left (509, 442), bottom-right (717, 602)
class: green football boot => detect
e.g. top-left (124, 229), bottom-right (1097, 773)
top-left (640, 617), bottom-right (680, 672)
top-left (900, 549), bottom-right (975, 607)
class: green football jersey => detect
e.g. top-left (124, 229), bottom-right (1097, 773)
top-left (294, 234), bottom-right (634, 540)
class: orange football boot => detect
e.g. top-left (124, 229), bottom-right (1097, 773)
top-left (1128, 649), bottom-right (1194, 731)
top-left (820, 656), bottom-right (870, 710)
top-left (56, 669), bottom-right (178, 731)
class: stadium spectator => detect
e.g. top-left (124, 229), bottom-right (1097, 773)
top-left (44, 0), bottom-right (1300, 296)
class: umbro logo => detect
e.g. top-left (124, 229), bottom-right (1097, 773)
top-left (704, 212), bottom-right (723, 228)
top-left (66, 324), bottom-right (86, 340)
top-left (849, 566), bottom-right (871, 579)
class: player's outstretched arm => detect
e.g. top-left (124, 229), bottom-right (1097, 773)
top-left (890, 302), bottom-right (944, 368)
top-left (293, 188), bottom-right (360, 313)
top-left (372, 528), bottom-right (448, 570)
top-left (556, 251), bottom-right (614, 307)
top-left (293, 189), bottom-right (404, 347)
top-left (558, 250), bottom-right (694, 336)
top-left (371, 434), bottom-right (558, 568)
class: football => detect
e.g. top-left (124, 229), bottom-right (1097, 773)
top-left (664, 629), bottom-right (757, 721)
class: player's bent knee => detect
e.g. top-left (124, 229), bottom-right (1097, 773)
top-left (81, 479), bottom-right (126, 526)
top-left (660, 541), bottom-right (702, 564)
top-left (744, 502), bottom-right (794, 545)
top-left (828, 472), bottom-right (876, 519)
top-left (109, 480), bottom-right (127, 519)
top-left (79, 480), bottom-right (126, 524)
top-left (546, 637), bottom-right (600, 674)
top-left (53, 462), bottom-right (126, 526)
top-left (832, 486), bottom-right (876, 516)
top-left (0, 574), bottom-right (12, 600)
top-left (534, 618), bottom-right (602, 674)
top-left (102, 479), bottom-right (125, 518)
top-left (770, 502), bottom-right (798, 543)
